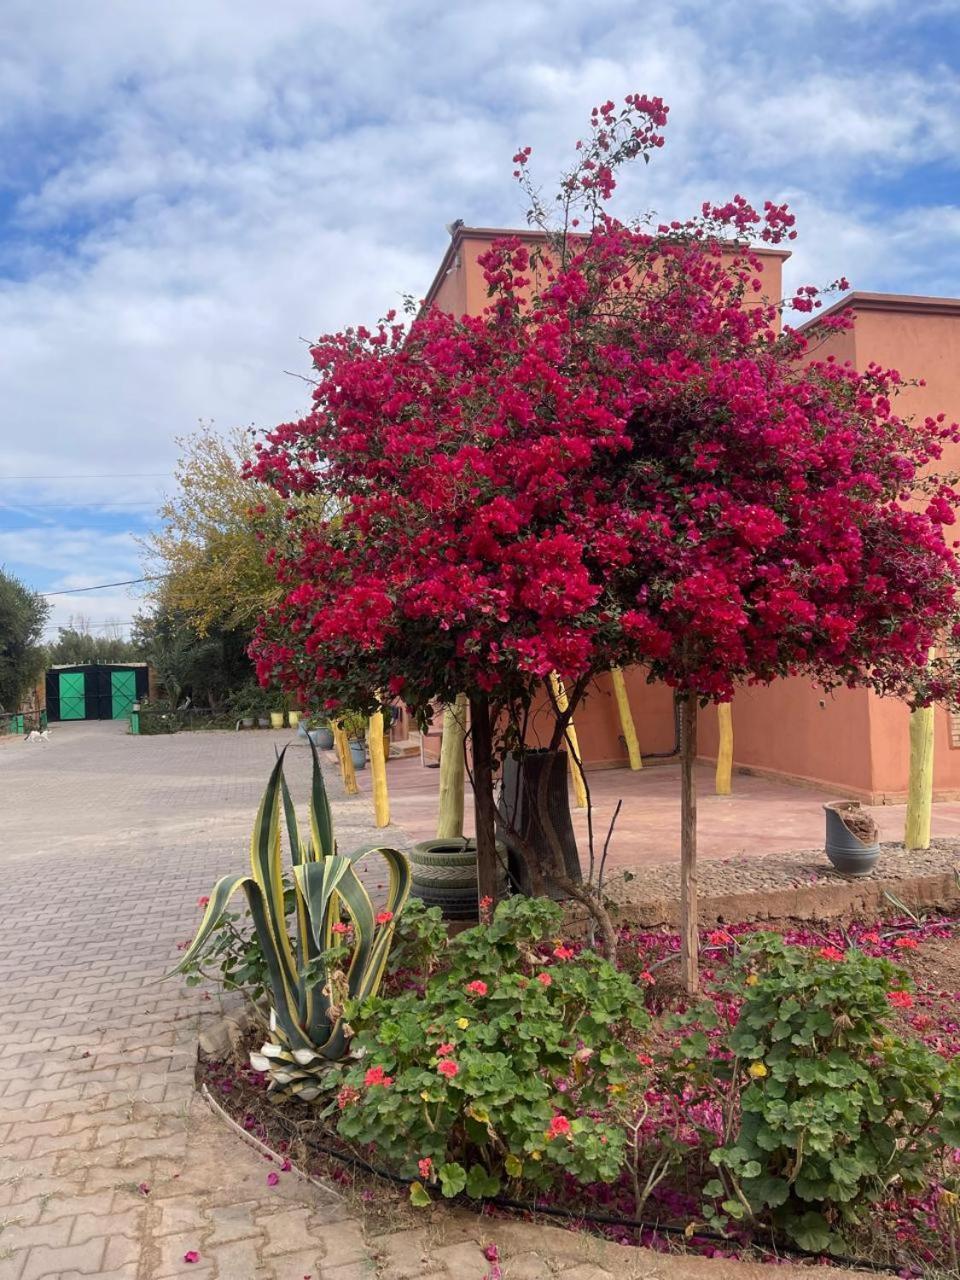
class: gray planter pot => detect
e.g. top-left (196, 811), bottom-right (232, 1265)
top-left (498, 749), bottom-right (582, 898)
top-left (257, 717), bottom-right (270, 729)
top-left (349, 739), bottom-right (367, 769)
top-left (824, 801), bottom-right (880, 877)
top-left (241, 716), bottom-right (255, 729)
top-left (312, 726), bottom-right (335, 750)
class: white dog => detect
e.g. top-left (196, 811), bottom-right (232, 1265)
top-left (25, 728), bottom-right (51, 744)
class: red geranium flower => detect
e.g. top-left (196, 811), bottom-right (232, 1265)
top-left (197, 897), bottom-right (210, 909)
top-left (465, 980), bottom-right (488, 996)
top-left (537, 972), bottom-right (552, 987)
top-left (418, 1157), bottom-right (433, 1178)
top-left (331, 921), bottom-right (350, 935)
top-left (894, 936), bottom-right (919, 950)
top-left (438, 1059), bottom-right (459, 1078)
top-left (546, 1113), bottom-right (571, 1140)
top-left (364, 1065), bottom-right (393, 1087)
top-left (888, 990), bottom-right (914, 1008)
top-left (818, 946), bottom-right (845, 962)
top-left (553, 945), bottom-right (575, 960)
top-left (436, 1042), bottom-right (455, 1057)
top-left (376, 910), bottom-right (394, 925)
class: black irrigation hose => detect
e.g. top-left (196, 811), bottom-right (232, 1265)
top-left (300, 1131), bottom-right (908, 1276)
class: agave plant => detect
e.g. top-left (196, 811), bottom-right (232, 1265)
top-left (172, 742), bottom-right (411, 1100)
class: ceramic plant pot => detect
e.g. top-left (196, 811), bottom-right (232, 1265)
top-left (270, 711), bottom-right (285, 730)
top-left (241, 716), bottom-right (255, 729)
top-left (824, 801), bottom-right (880, 877)
top-left (288, 711), bottom-right (300, 729)
top-left (308, 726), bottom-right (334, 750)
top-left (349, 739), bottom-right (367, 769)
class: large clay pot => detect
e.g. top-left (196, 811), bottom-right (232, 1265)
top-left (288, 711), bottom-right (300, 729)
top-left (269, 711), bottom-right (285, 730)
top-left (308, 726), bottom-right (335, 749)
top-left (824, 801), bottom-right (880, 877)
top-left (410, 838), bottom-right (507, 920)
top-left (349, 739), bottom-right (367, 769)
top-left (498, 749), bottom-right (582, 897)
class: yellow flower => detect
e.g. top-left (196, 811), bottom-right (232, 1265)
top-left (456, 1017), bottom-right (470, 1030)
top-left (420, 1090), bottom-right (431, 1101)
top-left (745, 973), bottom-right (759, 987)
top-left (748, 1062), bottom-right (768, 1079)
top-left (941, 1190), bottom-right (959, 1208)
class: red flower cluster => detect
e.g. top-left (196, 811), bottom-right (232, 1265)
top-left (888, 990), bottom-right (914, 1009)
top-left (465, 980), bottom-right (488, 997)
top-left (248, 94), bottom-right (960, 728)
top-left (546, 1113), bottom-right (572, 1140)
top-left (818, 946), bottom-right (845, 962)
top-left (437, 1059), bottom-right (459, 1078)
top-left (364, 1065), bottom-right (393, 1088)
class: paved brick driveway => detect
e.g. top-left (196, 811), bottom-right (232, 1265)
top-left (0, 722), bottom-right (868, 1280)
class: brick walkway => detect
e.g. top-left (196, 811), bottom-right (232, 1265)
top-left (0, 723), bottom-right (868, 1280)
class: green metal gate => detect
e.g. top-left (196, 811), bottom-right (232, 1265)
top-left (58, 672), bottom-right (86, 720)
top-left (110, 670), bottom-right (136, 719)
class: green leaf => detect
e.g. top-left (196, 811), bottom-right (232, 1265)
top-left (789, 1211), bottom-right (833, 1253)
top-left (504, 1154), bottom-right (523, 1178)
top-left (466, 1165), bottom-right (501, 1199)
top-left (438, 1163), bottom-right (467, 1198)
top-left (409, 1181), bottom-right (432, 1208)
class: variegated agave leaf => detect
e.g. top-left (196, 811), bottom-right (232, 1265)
top-left (172, 741), bottom-right (411, 1101)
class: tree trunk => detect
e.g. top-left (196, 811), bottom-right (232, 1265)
top-left (611, 667), bottom-right (642, 770)
top-left (437, 694), bottom-right (467, 838)
top-left (469, 693), bottom-right (501, 905)
top-left (366, 710), bottom-right (390, 827)
top-left (680, 694), bottom-right (699, 994)
top-left (905, 702), bottom-right (935, 850)
top-left (499, 749), bottom-right (582, 895)
top-left (715, 701), bottom-right (733, 796)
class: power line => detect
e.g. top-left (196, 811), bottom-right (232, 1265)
top-left (0, 472), bottom-right (170, 481)
top-left (41, 575), bottom-right (164, 597)
top-left (42, 620), bottom-right (137, 633)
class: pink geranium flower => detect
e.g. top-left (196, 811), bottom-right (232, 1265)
top-left (465, 980), bottom-right (488, 996)
top-left (438, 1059), bottom-right (459, 1078)
top-left (364, 1065), bottom-right (394, 1087)
top-left (546, 1113), bottom-right (571, 1140)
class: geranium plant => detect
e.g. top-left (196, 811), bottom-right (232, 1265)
top-left (332, 897), bottom-right (649, 1201)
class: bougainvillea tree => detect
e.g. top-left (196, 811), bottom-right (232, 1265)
top-left (249, 95), bottom-right (960, 990)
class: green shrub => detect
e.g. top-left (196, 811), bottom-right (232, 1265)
top-left (333, 897), bottom-right (649, 1202)
top-left (706, 934), bottom-right (960, 1253)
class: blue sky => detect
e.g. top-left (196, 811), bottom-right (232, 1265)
top-left (1, 0), bottom-right (959, 638)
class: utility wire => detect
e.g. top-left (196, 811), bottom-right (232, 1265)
top-left (41, 575), bottom-right (165, 597)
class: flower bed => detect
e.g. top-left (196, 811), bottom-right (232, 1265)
top-left (195, 897), bottom-right (960, 1275)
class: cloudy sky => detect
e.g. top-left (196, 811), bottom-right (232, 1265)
top-left (2, 0), bottom-right (959, 638)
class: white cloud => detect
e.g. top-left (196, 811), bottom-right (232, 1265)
top-left (0, 0), bottom-right (958, 603)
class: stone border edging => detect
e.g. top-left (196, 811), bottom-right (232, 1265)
top-left (608, 866), bottom-right (960, 928)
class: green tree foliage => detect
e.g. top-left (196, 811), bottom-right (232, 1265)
top-left (45, 617), bottom-right (143, 666)
top-left (0, 569), bottom-right (48, 711)
top-left (132, 606), bottom-right (252, 708)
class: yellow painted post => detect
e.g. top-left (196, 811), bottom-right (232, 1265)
top-left (333, 722), bottom-right (359, 796)
top-left (367, 710), bottom-right (390, 828)
top-left (437, 694), bottom-right (467, 838)
top-left (610, 667), bottom-right (642, 770)
top-left (905, 702), bottom-right (935, 850)
top-left (715, 701), bottom-right (733, 796)
top-left (548, 674), bottom-right (588, 809)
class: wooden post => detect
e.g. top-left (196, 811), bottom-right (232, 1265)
top-left (333, 722), bottom-right (359, 796)
top-left (905, 702), bottom-right (935, 850)
top-left (367, 710), bottom-right (390, 828)
top-left (469, 693), bottom-right (501, 905)
top-left (715, 701), bottom-right (733, 796)
top-left (548, 674), bottom-right (588, 809)
top-left (611, 667), bottom-right (642, 771)
top-left (680, 694), bottom-right (699, 995)
top-left (437, 694), bottom-right (467, 838)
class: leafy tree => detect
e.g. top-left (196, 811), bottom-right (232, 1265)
top-left (0, 569), bottom-right (48, 712)
top-left (132, 606), bottom-right (252, 708)
top-left (45, 616), bottom-right (143, 666)
top-left (249, 96), bottom-right (960, 983)
top-left (144, 424), bottom-right (327, 638)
